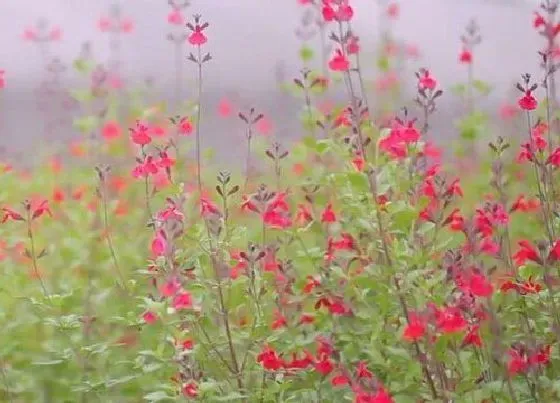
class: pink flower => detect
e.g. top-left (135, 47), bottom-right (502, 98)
top-left (347, 35), bottom-right (360, 54)
top-left (403, 314), bottom-right (426, 342)
top-left (329, 49), bottom-right (350, 72)
top-left (49, 27), bottom-right (62, 41)
top-left (142, 311), bottom-right (158, 324)
top-left (160, 277), bottom-right (181, 297)
top-left (188, 28), bottom-right (207, 45)
top-left (102, 121), bottom-right (122, 140)
top-left (0, 70), bottom-right (5, 89)
top-left (218, 97), bottom-right (233, 117)
top-left (387, 2), bottom-right (400, 19)
top-left (98, 17), bottom-right (112, 32)
top-left (23, 28), bottom-right (37, 41)
top-left (121, 19), bottom-right (134, 33)
top-left (518, 90), bottom-right (538, 111)
top-left (172, 291), bottom-right (193, 310)
top-left (151, 230), bottom-right (167, 256)
top-left (321, 203), bottom-right (337, 223)
top-left (130, 122), bottom-right (152, 146)
top-left (468, 273), bottom-right (494, 297)
top-left (178, 117), bottom-right (194, 135)
top-left (418, 69), bottom-right (437, 90)
top-left (167, 9), bottom-right (184, 25)
top-left (459, 49), bottom-right (472, 64)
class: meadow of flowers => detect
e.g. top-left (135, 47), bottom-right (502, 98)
top-left (3, 0), bottom-right (560, 402)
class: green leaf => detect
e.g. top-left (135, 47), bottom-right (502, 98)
top-left (473, 79), bottom-right (492, 96)
top-left (33, 359), bottom-right (64, 366)
top-left (70, 89), bottom-right (94, 103)
top-left (215, 392), bottom-right (248, 401)
top-left (377, 56), bottom-right (390, 72)
top-left (450, 83), bottom-right (467, 96)
top-left (143, 391), bottom-right (175, 402)
top-left (299, 45), bottom-right (314, 62)
top-left (73, 115), bottom-right (99, 134)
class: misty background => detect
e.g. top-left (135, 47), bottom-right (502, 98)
top-left (0, 0), bottom-right (546, 163)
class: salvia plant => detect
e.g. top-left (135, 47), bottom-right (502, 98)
top-left (5, 0), bottom-right (560, 402)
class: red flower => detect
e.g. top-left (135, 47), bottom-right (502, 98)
top-left (513, 240), bottom-right (541, 266)
top-left (32, 200), bottom-right (53, 220)
top-left (271, 311), bottom-right (287, 330)
top-left (403, 314), bottom-right (426, 342)
top-left (303, 275), bottom-right (321, 294)
top-left (200, 198), bottom-right (221, 218)
top-left (160, 277), bottom-right (181, 297)
top-left (167, 9), bottom-right (184, 25)
top-left (178, 117), bottom-right (194, 135)
top-left (314, 357), bottom-right (334, 375)
top-left (352, 153), bottom-right (365, 171)
top-left (299, 313), bottom-right (315, 325)
top-left (529, 345), bottom-right (551, 366)
top-left (262, 193), bottom-right (292, 229)
top-left (218, 97), bottom-right (233, 117)
top-left (133, 156), bottom-right (159, 179)
top-left (548, 239), bottom-right (560, 261)
top-left (418, 69), bottom-right (437, 90)
top-left (337, 3), bottom-right (354, 21)
top-left (188, 27), bottom-right (207, 45)
top-left (142, 311), bottom-right (158, 324)
top-left (548, 147), bottom-right (560, 166)
top-left (519, 277), bottom-right (543, 295)
top-left (356, 361), bottom-right (373, 379)
top-left (322, 0), bottom-right (353, 22)
top-left (511, 194), bottom-right (539, 213)
top-left (500, 279), bottom-right (519, 293)
top-left (468, 273), bottom-right (494, 297)
top-left (322, 3), bottom-right (336, 21)
top-left (387, 2), bottom-right (399, 19)
top-left (151, 230), bottom-right (167, 256)
top-left (130, 122), bottom-right (152, 146)
top-left (53, 188), bottom-right (65, 203)
top-left (518, 90), bottom-right (538, 111)
top-left (508, 348), bottom-right (528, 375)
top-left (436, 307), bottom-right (466, 334)
top-left (462, 325), bottom-right (482, 347)
top-left (257, 345), bottom-right (284, 371)
top-left (2, 207), bottom-right (24, 223)
top-left (355, 387), bottom-right (394, 403)
top-left (329, 49), bottom-right (350, 71)
top-left (443, 209), bottom-right (465, 231)
top-left (321, 203), bottom-right (337, 223)
top-left (182, 382), bottom-right (198, 398)
top-left (157, 151), bottom-right (175, 169)
top-left (347, 35), bottom-right (360, 54)
top-left (295, 204), bottom-right (313, 225)
top-left (284, 351), bottom-right (313, 370)
top-left (172, 291), bottom-right (193, 310)
top-left (459, 49), bottom-right (472, 64)
top-left (445, 179), bottom-right (464, 198)
top-left (331, 373), bottom-right (350, 387)
top-left (534, 12), bottom-right (546, 29)
top-left (102, 121), bottom-right (121, 140)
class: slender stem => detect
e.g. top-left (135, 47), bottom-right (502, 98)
top-left (174, 41), bottom-right (183, 111)
top-left (195, 45), bottom-right (203, 196)
top-left (100, 177), bottom-right (129, 292)
top-left (244, 130), bottom-right (252, 192)
top-left (0, 360), bottom-right (13, 403)
top-left (27, 214), bottom-right (49, 297)
top-left (526, 111), bottom-right (555, 242)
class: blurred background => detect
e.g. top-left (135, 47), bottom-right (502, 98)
top-left (0, 0), bottom-right (546, 162)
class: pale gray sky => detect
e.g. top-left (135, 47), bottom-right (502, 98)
top-left (0, 0), bottom-right (544, 160)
